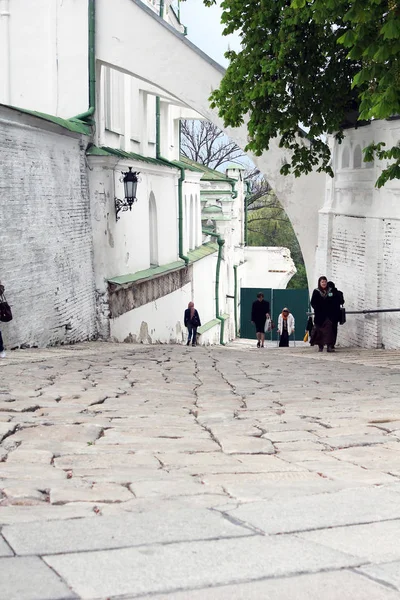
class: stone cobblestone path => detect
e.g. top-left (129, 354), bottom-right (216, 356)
top-left (1, 341), bottom-right (400, 599)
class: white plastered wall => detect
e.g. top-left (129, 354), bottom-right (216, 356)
top-left (88, 157), bottom-right (179, 292)
top-left (110, 283), bottom-right (192, 343)
top-left (316, 119), bottom-right (400, 348)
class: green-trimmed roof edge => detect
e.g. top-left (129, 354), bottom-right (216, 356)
top-left (108, 243), bottom-right (218, 287)
top-left (3, 104), bottom-right (92, 135)
top-left (180, 156), bottom-right (237, 182)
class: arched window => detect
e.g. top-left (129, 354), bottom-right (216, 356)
top-left (353, 145), bottom-right (362, 168)
top-left (149, 192), bottom-right (158, 266)
top-left (341, 146), bottom-right (350, 169)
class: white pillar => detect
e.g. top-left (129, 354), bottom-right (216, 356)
top-left (0, 0), bottom-right (11, 105)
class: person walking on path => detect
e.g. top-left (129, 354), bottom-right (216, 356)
top-left (0, 281), bottom-right (6, 358)
top-left (310, 276), bottom-right (336, 352)
top-left (327, 280), bottom-right (345, 349)
top-left (251, 292), bottom-right (270, 348)
top-left (184, 302), bottom-right (201, 347)
top-left (278, 308), bottom-right (295, 347)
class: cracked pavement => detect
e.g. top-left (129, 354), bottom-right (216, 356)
top-left (1, 341), bottom-right (400, 598)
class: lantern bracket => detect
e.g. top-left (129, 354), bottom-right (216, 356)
top-left (114, 167), bottom-right (140, 222)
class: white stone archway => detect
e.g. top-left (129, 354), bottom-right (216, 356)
top-left (96, 0), bottom-right (326, 287)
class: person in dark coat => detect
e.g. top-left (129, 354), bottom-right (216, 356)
top-left (0, 281), bottom-right (5, 358)
top-left (184, 301), bottom-right (201, 347)
top-left (327, 281), bottom-right (345, 348)
top-left (251, 292), bottom-right (270, 348)
top-left (310, 276), bottom-right (336, 352)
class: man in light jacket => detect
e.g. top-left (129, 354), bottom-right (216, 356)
top-left (277, 307), bottom-right (295, 347)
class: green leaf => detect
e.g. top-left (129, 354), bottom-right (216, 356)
top-left (380, 19), bottom-right (400, 41)
top-left (337, 30), bottom-right (356, 48)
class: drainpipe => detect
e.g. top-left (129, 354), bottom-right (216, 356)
top-left (159, 0), bottom-right (164, 18)
top-left (156, 96), bottom-right (189, 266)
top-left (244, 180), bottom-right (251, 246)
top-left (0, 0), bottom-right (11, 105)
top-left (233, 264), bottom-right (238, 337)
top-left (230, 181), bottom-right (238, 199)
top-left (203, 228), bottom-right (226, 345)
top-left (71, 0), bottom-right (95, 122)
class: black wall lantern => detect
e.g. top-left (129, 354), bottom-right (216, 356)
top-left (115, 167), bottom-right (140, 222)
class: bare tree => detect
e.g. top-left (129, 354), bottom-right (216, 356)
top-left (181, 120), bottom-right (245, 169)
top-left (180, 119), bottom-right (277, 215)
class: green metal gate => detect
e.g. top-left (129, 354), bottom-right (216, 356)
top-left (240, 288), bottom-right (309, 341)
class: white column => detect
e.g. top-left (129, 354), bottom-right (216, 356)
top-left (123, 73), bottom-right (131, 152)
top-left (139, 91), bottom-right (148, 156)
top-left (0, 0), bottom-right (11, 105)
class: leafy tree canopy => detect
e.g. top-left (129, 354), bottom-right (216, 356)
top-left (201, 0), bottom-right (400, 186)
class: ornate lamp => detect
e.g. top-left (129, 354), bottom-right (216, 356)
top-left (115, 167), bottom-right (140, 221)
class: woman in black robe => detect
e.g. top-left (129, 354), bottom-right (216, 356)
top-left (310, 276), bottom-right (336, 352)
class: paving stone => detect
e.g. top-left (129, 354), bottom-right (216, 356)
top-left (264, 430), bottom-right (321, 443)
top-left (130, 477), bottom-right (219, 498)
top-left (6, 450), bottom-right (53, 464)
top-left (3, 507), bottom-right (249, 555)
top-left (226, 486), bottom-right (400, 534)
top-left (0, 503), bottom-right (99, 525)
top-left (11, 424), bottom-right (103, 444)
top-left (275, 440), bottom-right (327, 452)
top-left (218, 436), bottom-right (276, 455)
top-left (299, 519), bottom-right (400, 563)
top-left (331, 447), bottom-right (400, 474)
top-left (318, 433), bottom-right (390, 450)
top-left (96, 434), bottom-right (217, 452)
top-left (49, 482), bottom-right (133, 504)
top-left (0, 556), bottom-right (77, 600)
top-left (358, 562), bottom-right (400, 592)
top-left (0, 537), bottom-right (13, 557)
top-left (0, 464), bottom-right (66, 481)
top-left (44, 534), bottom-right (362, 598)
top-left (53, 452), bottom-right (159, 470)
top-left (148, 570), bottom-right (400, 600)
top-left (2, 484), bottom-right (46, 504)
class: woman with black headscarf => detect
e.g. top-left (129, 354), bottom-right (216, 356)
top-left (310, 276), bottom-right (336, 352)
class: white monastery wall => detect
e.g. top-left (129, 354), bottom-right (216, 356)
top-left (110, 283), bottom-right (191, 344)
top-left (316, 119), bottom-right (400, 349)
top-left (182, 177), bottom-right (203, 253)
top-left (242, 247), bottom-right (296, 289)
top-left (192, 253), bottom-right (217, 325)
top-left (88, 157), bottom-right (179, 292)
top-left (0, 107), bottom-right (96, 348)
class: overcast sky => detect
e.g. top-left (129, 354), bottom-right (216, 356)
top-left (179, 0), bottom-right (241, 67)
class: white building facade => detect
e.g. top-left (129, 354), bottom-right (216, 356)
top-left (316, 119), bottom-right (400, 349)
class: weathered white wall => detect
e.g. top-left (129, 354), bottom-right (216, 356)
top-left (316, 119), bottom-right (400, 349)
top-left (88, 156), bottom-right (179, 291)
top-left (192, 253), bottom-right (217, 324)
top-left (0, 107), bottom-right (96, 348)
top-left (242, 247), bottom-right (297, 289)
top-left (110, 283), bottom-right (191, 344)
